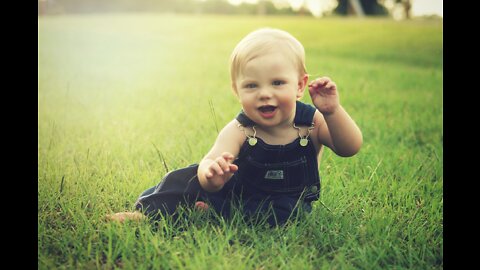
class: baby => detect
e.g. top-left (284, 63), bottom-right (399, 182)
top-left (107, 28), bottom-right (362, 226)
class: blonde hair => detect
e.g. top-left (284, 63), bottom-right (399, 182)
top-left (229, 28), bottom-right (307, 90)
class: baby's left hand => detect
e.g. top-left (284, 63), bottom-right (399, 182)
top-left (308, 77), bottom-right (340, 115)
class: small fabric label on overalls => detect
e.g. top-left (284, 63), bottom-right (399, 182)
top-left (264, 170), bottom-right (284, 180)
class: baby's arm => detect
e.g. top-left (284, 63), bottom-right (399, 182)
top-left (309, 77), bottom-right (363, 157)
top-left (197, 120), bottom-right (245, 192)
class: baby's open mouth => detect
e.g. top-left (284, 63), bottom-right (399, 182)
top-left (258, 105), bottom-right (277, 113)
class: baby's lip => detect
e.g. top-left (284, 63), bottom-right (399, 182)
top-left (258, 105), bottom-right (277, 112)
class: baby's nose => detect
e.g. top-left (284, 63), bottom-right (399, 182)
top-left (258, 87), bottom-right (273, 98)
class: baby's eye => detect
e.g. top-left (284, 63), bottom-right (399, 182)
top-left (272, 80), bottom-right (285, 86)
top-left (245, 83), bottom-right (257, 89)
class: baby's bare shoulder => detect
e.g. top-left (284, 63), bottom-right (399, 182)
top-left (216, 119), bottom-right (247, 145)
top-left (312, 110), bottom-right (327, 133)
top-left (312, 110), bottom-right (329, 149)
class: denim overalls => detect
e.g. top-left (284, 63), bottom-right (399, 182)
top-left (136, 101), bottom-right (321, 226)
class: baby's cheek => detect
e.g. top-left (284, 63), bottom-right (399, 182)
top-left (280, 99), bottom-right (296, 113)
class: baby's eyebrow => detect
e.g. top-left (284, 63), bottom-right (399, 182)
top-left (240, 79), bottom-right (257, 84)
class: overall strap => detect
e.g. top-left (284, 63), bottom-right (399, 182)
top-left (293, 100), bottom-right (316, 126)
top-left (235, 110), bottom-right (256, 127)
top-left (235, 101), bottom-right (316, 127)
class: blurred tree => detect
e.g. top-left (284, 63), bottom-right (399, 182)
top-left (397, 0), bottom-right (411, 19)
top-left (378, 0), bottom-right (412, 20)
top-left (258, 0), bottom-right (267, 15)
top-left (334, 0), bottom-right (389, 16)
top-left (38, 0), bottom-right (306, 16)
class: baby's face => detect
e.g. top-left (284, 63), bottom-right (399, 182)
top-left (234, 51), bottom-right (305, 128)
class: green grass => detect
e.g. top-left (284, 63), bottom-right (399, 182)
top-left (38, 14), bottom-right (443, 269)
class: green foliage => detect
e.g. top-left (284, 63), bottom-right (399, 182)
top-left (334, 0), bottom-right (389, 15)
top-left (38, 14), bottom-right (442, 269)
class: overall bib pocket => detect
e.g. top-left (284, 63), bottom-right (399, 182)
top-left (241, 155), bottom-right (308, 193)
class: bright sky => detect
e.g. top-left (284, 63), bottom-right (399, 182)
top-left (226, 0), bottom-right (443, 17)
top-left (411, 0), bottom-right (442, 17)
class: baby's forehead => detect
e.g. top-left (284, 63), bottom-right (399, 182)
top-left (243, 50), bottom-right (296, 68)
top-left (240, 47), bottom-right (299, 69)
top-left (245, 39), bottom-right (294, 55)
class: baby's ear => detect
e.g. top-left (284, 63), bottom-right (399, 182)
top-left (296, 74), bottom-right (309, 99)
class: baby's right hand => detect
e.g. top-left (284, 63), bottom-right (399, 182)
top-left (203, 152), bottom-right (238, 191)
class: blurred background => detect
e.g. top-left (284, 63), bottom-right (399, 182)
top-left (38, 0), bottom-right (442, 20)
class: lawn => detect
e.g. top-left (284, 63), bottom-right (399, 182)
top-left (38, 14), bottom-right (443, 269)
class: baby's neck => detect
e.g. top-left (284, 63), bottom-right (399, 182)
top-left (258, 120), bottom-right (292, 134)
top-left (255, 122), bottom-right (299, 145)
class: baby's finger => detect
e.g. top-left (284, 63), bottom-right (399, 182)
top-left (221, 152), bottom-right (235, 162)
top-left (308, 78), bottom-right (320, 87)
top-left (216, 157), bottom-right (230, 173)
top-left (207, 162), bottom-right (223, 177)
top-left (314, 77), bottom-right (329, 87)
top-left (320, 76), bottom-right (331, 83)
top-left (310, 78), bottom-right (328, 88)
top-left (325, 81), bottom-right (336, 90)
top-left (229, 164), bottom-right (239, 173)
